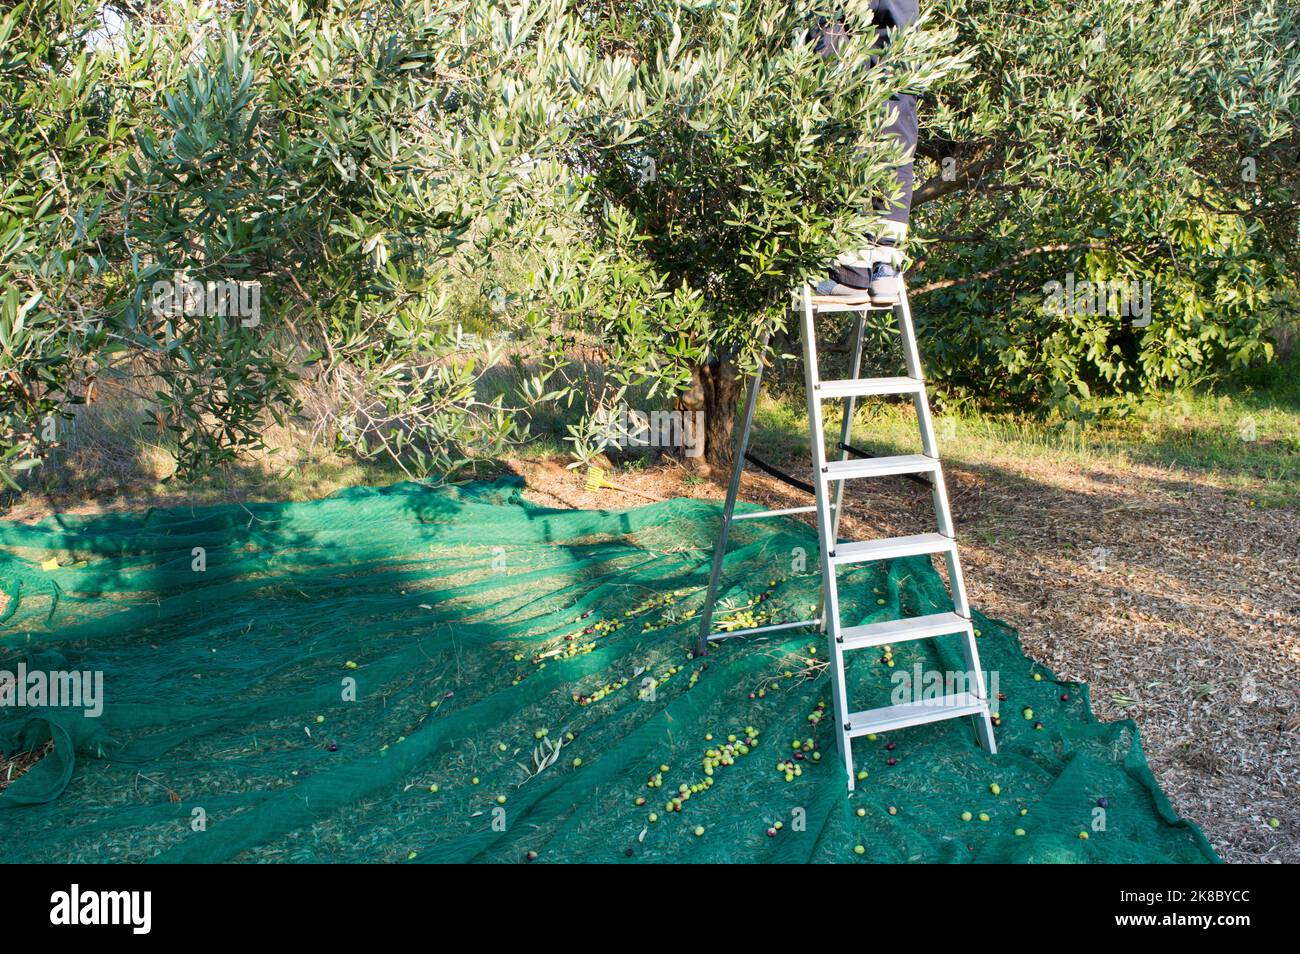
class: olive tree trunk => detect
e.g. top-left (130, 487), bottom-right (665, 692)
top-left (678, 358), bottom-right (742, 475)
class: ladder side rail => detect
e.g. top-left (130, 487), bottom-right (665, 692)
top-left (894, 290), bottom-right (940, 459)
top-left (933, 469), bottom-right (972, 614)
top-left (955, 616), bottom-right (998, 751)
top-left (896, 291), bottom-right (971, 616)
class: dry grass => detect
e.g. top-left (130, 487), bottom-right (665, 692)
top-left (0, 742), bottom-right (52, 793)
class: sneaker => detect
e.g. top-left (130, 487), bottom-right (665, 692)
top-left (868, 260), bottom-right (902, 304)
top-left (811, 277), bottom-right (873, 305)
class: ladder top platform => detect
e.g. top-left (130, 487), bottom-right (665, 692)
top-left (805, 292), bottom-right (897, 313)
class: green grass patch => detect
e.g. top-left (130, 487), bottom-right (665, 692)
top-left (750, 352), bottom-right (1299, 505)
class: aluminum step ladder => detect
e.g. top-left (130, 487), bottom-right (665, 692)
top-left (695, 280), bottom-right (996, 790)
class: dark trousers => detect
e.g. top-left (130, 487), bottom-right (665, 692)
top-left (812, 1), bottom-right (919, 285)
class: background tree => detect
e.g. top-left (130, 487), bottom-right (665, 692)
top-left (0, 0), bottom-right (136, 488)
top-left (2, 0), bottom-right (626, 486)
top-left (906, 0), bottom-right (1300, 415)
top-left (119, 0), bottom-right (609, 479)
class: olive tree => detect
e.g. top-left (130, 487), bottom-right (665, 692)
top-left (904, 0), bottom-right (1300, 413)
top-left (547, 0), bottom-right (1298, 467)
top-left (541, 0), bottom-right (969, 469)
top-left (0, 0), bottom-right (137, 488)
top-left (120, 0), bottom-right (625, 480)
top-left (3, 0), bottom-right (631, 486)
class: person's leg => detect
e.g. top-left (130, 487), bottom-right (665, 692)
top-left (828, 91), bottom-right (916, 292)
top-left (812, 1), bottom-right (920, 299)
top-left (876, 91), bottom-right (917, 243)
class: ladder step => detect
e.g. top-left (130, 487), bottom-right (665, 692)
top-left (830, 532), bottom-right (954, 565)
top-left (816, 376), bottom-right (924, 399)
top-left (846, 692), bottom-right (986, 738)
top-left (838, 611), bottom-right (971, 651)
top-left (823, 454), bottom-right (938, 482)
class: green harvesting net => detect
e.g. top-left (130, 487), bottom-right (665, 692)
top-left (0, 479), bottom-right (1217, 863)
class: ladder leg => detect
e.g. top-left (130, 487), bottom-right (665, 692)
top-left (695, 337), bottom-right (770, 656)
top-left (939, 494), bottom-right (996, 752)
top-left (798, 287), bottom-right (857, 789)
top-left (932, 469), bottom-right (968, 611)
top-left (894, 290), bottom-right (938, 458)
top-left (958, 622), bottom-right (998, 752)
top-left (896, 290), bottom-right (968, 608)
